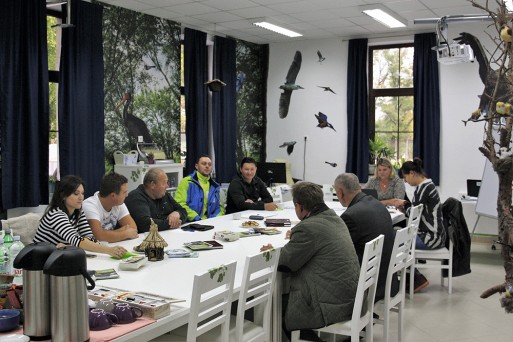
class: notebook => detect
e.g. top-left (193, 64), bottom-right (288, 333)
top-left (466, 179), bottom-right (481, 197)
top-left (362, 188), bottom-right (378, 199)
top-left (184, 240), bottom-right (224, 251)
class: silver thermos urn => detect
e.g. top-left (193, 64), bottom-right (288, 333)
top-left (43, 246), bottom-right (95, 342)
top-left (13, 242), bottom-right (56, 340)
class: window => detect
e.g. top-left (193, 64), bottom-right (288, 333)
top-left (47, 12), bottom-right (61, 180)
top-left (368, 44), bottom-right (414, 165)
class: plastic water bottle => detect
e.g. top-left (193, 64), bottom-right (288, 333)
top-left (0, 240), bottom-right (8, 274)
top-left (3, 229), bottom-right (13, 250)
top-left (9, 236), bottom-right (24, 277)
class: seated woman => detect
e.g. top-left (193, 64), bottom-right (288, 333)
top-left (399, 158), bottom-right (446, 292)
top-left (33, 175), bottom-right (127, 258)
top-left (364, 157), bottom-right (405, 207)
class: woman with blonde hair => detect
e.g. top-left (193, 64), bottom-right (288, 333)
top-left (364, 157), bottom-right (405, 207)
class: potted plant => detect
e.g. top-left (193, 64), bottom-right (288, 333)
top-left (48, 175), bottom-right (57, 194)
top-left (369, 138), bottom-right (394, 174)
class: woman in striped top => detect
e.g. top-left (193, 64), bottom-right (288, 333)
top-left (399, 158), bottom-right (447, 292)
top-left (34, 175), bottom-right (127, 258)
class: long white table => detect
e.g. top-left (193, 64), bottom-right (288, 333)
top-left (87, 210), bottom-right (293, 341)
top-left (86, 203), bottom-right (405, 341)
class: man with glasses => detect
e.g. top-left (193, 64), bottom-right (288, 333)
top-left (125, 167), bottom-right (187, 233)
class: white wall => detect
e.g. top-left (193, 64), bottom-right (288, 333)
top-left (267, 39), bottom-right (348, 185)
top-left (267, 22), bottom-right (500, 234)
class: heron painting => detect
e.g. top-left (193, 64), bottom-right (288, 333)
top-left (113, 92), bottom-right (153, 143)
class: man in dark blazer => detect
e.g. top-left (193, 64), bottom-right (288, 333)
top-left (334, 173), bottom-right (399, 302)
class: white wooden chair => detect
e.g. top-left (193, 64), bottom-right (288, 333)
top-left (404, 204), bottom-right (423, 299)
top-left (411, 240), bottom-right (453, 295)
top-left (407, 202), bottom-right (454, 297)
top-left (219, 185), bottom-right (229, 209)
top-left (322, 184), bottom-right (337, 202)
top-left (374, 225), bottom-right (417, 342)
top-left (161, 261), bottom-right (237, 342)
top-left (291, 235), bottom-right (384, 342)
top-left (267, 187), bottom-right (283, 203)
top-left (194, 248), bottom-right (282, 342)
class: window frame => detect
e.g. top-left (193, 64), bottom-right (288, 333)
top-left (368, 43), bottom-right (414, 144)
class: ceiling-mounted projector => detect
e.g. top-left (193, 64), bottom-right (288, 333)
top-left (436, 42), bottom-right (474, 64)
top-left (432, 16), bottom-right (475, 65)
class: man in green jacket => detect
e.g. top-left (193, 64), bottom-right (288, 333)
top-left (261, 181), bottom-right (359, 340)
top-left (174, 155), bottom-right (224, 221)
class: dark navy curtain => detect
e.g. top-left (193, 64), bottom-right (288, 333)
top-left (58, 0), bottom-right (104, 197)
top-left (184, 28), bottom-right (208, 174)
top-left (212, 36), bottom-right (237, 183)
top-left (414, 33), bottom-right (440, 184)
top-left (346, 39), bottom-right (369, 182)
top-left (0, 0), bottom-right (49, 209)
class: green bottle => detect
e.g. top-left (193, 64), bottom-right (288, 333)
top-left (3, 229), bottom-right (14, 250)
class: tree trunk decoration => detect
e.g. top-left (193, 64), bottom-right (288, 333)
top-left (465, 0), bottom-right (513, 313)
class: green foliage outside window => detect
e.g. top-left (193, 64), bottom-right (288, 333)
top-left (370, 46), bottom-right (414, 164)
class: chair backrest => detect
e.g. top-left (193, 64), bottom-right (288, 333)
top-left (385, 225), bottom-right (417, 300)
top-left (407, 204), bottom-right (423, 231)
top-left (322, 184), bottom-right (337, 202)
top-left (267, 187), bottom-right (283, 203)
top-left (351, 235), bottom-right (384, 323)
top-left (1, 212), bottom-right (42, 246)
top-left (407, 204), bottom-right (423, 259)
top-left (219, 185), bottom-right (229, 209)
top-left (236, 248), bottom-right (282, 342)
top-left (187, 261), bottom-right (237, 342)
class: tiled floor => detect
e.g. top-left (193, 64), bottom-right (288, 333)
top-left (153, 242), bottom-right (513, 342)
top-left (368, 242), bottom-right (513, 342)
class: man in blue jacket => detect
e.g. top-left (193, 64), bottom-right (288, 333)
top-left (174, 155), bottom-right (224, 221)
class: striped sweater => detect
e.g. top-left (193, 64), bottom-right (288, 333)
top-left (409, 179), bottom-right (446, 249)
top-left (33, 208), bottom-right (96, 247)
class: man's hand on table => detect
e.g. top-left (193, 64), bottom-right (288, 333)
top-left (168, 211), bottom-right (183, 229)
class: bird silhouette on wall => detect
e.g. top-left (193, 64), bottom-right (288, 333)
top-left (315, 112), bottom-right (336, 131)
top-left (318, 86), bottom-right (336, 94)
top-left (113, 91), bottom-right (153, 143)
top-left (279, 51), bottom-right (303, 119)
top-left (279, 141), bottom-right (297, 155)
top-left (317, 50), bottom-right (326, 63)
top-left (454, 32), bottom-right (511, 125)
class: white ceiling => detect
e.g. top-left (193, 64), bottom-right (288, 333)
top-left (95, 0), bottom-right (486, 44)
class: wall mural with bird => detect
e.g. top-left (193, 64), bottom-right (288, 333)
top-left (235, 40), bottom-right (268, 164)
top-left (102, 5), bottom-right (181, 169)
top-left (279, 50), bottom-right (303, 119)
top-left (272, 48), bottom-right (340, 170)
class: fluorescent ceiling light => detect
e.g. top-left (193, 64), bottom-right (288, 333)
top-left (361, 6), bottom-right (407, 28)
top-left (252, 20), bottom-right (302, 38)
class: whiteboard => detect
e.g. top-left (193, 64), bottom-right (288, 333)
top-left (475, 159), bottom-right (498, 218)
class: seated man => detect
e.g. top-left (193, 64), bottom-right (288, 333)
top-left (125, 168), bottom-right (187, 233)
top-left (83, 172), bottom-right (139, 243)
top-left (261, 181), bottom-right (359, 340)
top-left (226, 157), bottom-right (278, 214)
top-left (334, 173), bottom-right (399, 302)
top-left (174, 155), bottom-right (224, 222)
